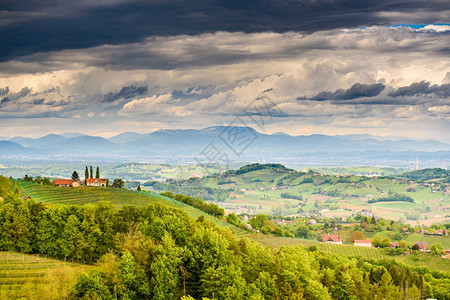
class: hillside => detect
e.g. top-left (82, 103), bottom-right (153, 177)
top-left (0, 252), bottom-right (90, 299)
top-left (16, 180), bottom-right (250, 238)
top-left (144, 164), bottom-right (450, 225)
top-left (398, 168), bottom-right (450, 183)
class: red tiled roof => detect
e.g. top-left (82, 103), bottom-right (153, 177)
top-left (86, 178), bottom-right (107, 183)
top-left (55, 179), bottom-right (74, 185)
top-left (414, 242), bottom-right (427, 249)
top-left (323, 234), bottom-right (342, 242)
top-left (354, 240), bottom-right (372, 244)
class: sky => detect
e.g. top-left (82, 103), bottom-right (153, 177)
top-left (0, 0), bottom-right (449, 141)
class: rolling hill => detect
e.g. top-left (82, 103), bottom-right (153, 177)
top-left (144, 164), bottom-right (450, 225)
top-left (16, 180), bottom-right (250, 238)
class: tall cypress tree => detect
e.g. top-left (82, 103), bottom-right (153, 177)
top-left (85, 166), bottom-right (89, 180)
top-left (96, 166), bottom-right (100, 178)
top-left (90, 166), bottom-right (93, 179)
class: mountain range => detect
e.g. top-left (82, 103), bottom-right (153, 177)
top-left (1, 126), bottom-right (449, 167)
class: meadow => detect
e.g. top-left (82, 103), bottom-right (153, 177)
top-left (0, 252), bottom-right (90, 299)
top-left (149, 166), bottom-right (449, 225)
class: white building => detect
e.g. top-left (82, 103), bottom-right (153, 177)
top-left (354, 240), bottom-right (372, 247)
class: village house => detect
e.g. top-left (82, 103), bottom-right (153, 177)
top-left (354, 240), bottom-right (372, 247)
top-left (323, 234), bottom-right (342, 244)
top-left (414, 242), bottom-right (428, 251)
top-left (86, 178), bottom-right (108, 187)
top-left (389, 242), bottom-right (399, 249)
top-left (307, 219), bottom-right (317, 225)
top-left (55, 179), bottom-right (82, 187)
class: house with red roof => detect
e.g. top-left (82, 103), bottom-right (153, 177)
top-left (323, 234), bottom-right (342, 244)
top-left (354, 240), bottom-right (372, 247)
top-left (86, 178), bottom-right (107, 187)
top-left (389, 242), bottom-right (399, 249)
top-left (55, 179), bottom-right (82, 187)
top-left (414, 242), bottom-right (428, 251)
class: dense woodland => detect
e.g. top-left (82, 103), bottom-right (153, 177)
top-left (0, 176), bottom-right (449, 299)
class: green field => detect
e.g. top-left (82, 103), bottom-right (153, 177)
top-left (147, 165), bottom-right (450, 224)
top-left (372, 231), bottom-right (450, 249)
top-left (0, 251), bottom-right (90, 299)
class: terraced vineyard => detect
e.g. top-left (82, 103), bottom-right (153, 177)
top-left (0, 252), bottom-right (89, 299)
top-left (17, 180), bottom-right (251, 237)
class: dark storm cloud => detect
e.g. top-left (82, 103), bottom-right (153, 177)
top-left (0, 87), bottom-right (9, 96)
top-left (388, 81), bottom-right (450, 98)
top-left (103, 85), bottom-right (148, 103)
top-left (299, 83), bottom-right (385, 101)
top-left (1, 0), bottom-right (449, 61)
top-left (0, 86), bottom-right (31, 104)
top-left (33, 98), bottom-right (45, 105)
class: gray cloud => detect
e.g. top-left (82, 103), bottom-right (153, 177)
top-left (1, 0), bottom-right (449, 61)
top-left (1, 86), bottom-right (31, 104)
top-left (388, 81), bottom-right (450, 98)
top-left (299, 83), bottom-right (385, 101)
top-left (103, 85), bottom-right (148, 103)
top-left (0, 87), bottom-right (9, 97)
top-left (2, 26), bottom-right (449, 75)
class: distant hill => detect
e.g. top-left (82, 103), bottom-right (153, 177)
top-left (143, 163), bottom-right (450, 223)
top-left (109, 132), bottom-right (144, 144)
top-left (0, 141), bottom-right (29, 154)
top-left (398, 168), bottom-right (450, 182)
top-left (3, 127), bottom-right (450, 166)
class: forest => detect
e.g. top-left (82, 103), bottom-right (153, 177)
top-left (0, 176), bottom-right (449, 299)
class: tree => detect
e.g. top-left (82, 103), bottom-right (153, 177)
top-left (381, 238), bottom-right (391, 248)
top-left (226, 213), bottom-right (240, 226)
top-left (398, 240), bottom-right (408, 249)
top-left (349, 231), bottom-right (365, 243)
top-left (137, 185), bottom-right (141, 191)
top-left (74, 272), bottom-right (113, 300)
top-left (371, 216), bottom-right (377, 225)
top-left (96, 166), bottom-right (100, 179)
top-left (430, 243), bottom-right (443, 255)
top-left (372, 236), bottom-right (382, 247)
top-left (72, 171), bottom-right (80, 181)
top-left (90, 166), bottom-right (93, 179)
top-left (250, 214), bottom-right (268, 230)
top-left (85, 166), bottom-right (89, 180)
top-left (112, 179), bottom-right (125, 189)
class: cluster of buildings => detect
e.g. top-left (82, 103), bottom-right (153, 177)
top-left (54, 178), bottom-right (107, 187)
top-left (321, 234), bottom-right (448, 253)
top-left (323, 234), bottom-right (373, 247)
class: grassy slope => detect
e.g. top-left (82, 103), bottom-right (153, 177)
top-left (0, 251), bottom-right (90, 298)
top-left (17, 180), bottom-right (250, 238)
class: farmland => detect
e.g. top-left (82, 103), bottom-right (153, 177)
top-left (144, 164), bottom-right (450, 225)
top-left (0, 252), bottom-right (90, 299)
